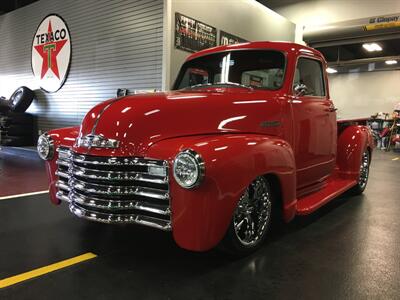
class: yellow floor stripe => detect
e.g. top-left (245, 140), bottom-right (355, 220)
top-left (0, 252), bottom-right (97, 289)
top-left (392, 157), bottom-right (399, 161)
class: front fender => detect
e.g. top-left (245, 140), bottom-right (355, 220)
top-left (337, 125), bottom-right (373, 179)
top-left (46, 126), bottom-right (80, 205)
top-left (147, 134), bottom-right (296, 252)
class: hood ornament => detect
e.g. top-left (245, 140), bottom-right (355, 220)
top-left (76, 134), bottom-right (120, 149)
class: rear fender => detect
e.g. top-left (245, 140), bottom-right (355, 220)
top-left (337, 125), bottom-right (373, 179)
top-left (147, 134), bottom-right (296, 252)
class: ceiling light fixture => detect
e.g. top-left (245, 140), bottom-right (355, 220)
top-left (326, 67), bottom-right (338, 74)
top-left (385, 60), bottom-right (398, 65)
top-left (362, 43), bottom-right (382, 52)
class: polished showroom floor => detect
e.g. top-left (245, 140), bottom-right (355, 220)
top-left (0, 147), bottom-right (399, 299)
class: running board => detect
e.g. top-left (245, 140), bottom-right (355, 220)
top-left (296, 178), bottom-right (357, 215)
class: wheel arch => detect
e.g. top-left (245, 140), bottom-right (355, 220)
top-left (337, 125), bottom-right (374, 179)
top-left (147, 133), bottom-right (297, 251)
top-left (263, 173), bottom-right (284, 222)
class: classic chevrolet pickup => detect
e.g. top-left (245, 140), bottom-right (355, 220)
top-left (38, 41), bottom-right (373, 255)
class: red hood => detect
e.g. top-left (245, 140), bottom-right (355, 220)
top-left (75, 88), bottom-right (284, 156)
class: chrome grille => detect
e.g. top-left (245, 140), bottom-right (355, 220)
top-left (55, 147), bottom-right (171, 230)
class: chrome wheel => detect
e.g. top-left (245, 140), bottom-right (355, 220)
top-left (233, 177), bottom-right (272, 246)
top-left (358, 150), bottom-right (370, 189)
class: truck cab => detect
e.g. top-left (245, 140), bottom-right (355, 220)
top-left (38, 42), bottom-right (373, 255)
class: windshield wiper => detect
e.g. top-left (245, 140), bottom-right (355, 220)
top-left (184, 82), bottom-right (254, 91)
top-left (184, 83), bottom-right (213, 90)
top-left (216, 82), bottom-right (254, 91)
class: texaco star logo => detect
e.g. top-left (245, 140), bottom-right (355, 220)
top-left (32, 15), bottom-right (71, 93)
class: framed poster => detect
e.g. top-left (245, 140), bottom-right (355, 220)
top-left (219, 31), bottom-right (247, 46)
top-left (175, 13), bottom-right (217, 53)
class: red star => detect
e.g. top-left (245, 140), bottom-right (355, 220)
top-left (34, 21), bottom-right (67, 79)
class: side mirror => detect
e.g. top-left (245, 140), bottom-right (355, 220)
top-left (294, 83), bottom-right (308, 97)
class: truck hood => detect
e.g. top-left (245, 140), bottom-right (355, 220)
top-left (77, 89), bottom-right (283, 156)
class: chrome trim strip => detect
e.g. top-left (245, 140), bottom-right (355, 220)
top-left (85, 97), bottom-right (127, 154)
top-left (69, 178), bottom-right (169, 200)
top-left (69, 191), bottom-right (170, 215)
top-left (56, 159), bottom-right (70, 167)
top-left (70, 203), bottom-right (172, 231)
top-left (90, 101), bottom-right (116, 136)
top-left (56, 180), bottom-right (71, 192)
top-left (70, 164), bottom-right (168, 184)
top-left (55, 170), bottom-right (69, 179)
top-left (56, 147), bottom-right (72, 155)
top-left (56, 191), bottom-right (70, 202)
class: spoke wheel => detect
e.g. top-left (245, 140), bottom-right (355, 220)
top-left (358, 150), bottom-right (369, 190)
top-left (350, 149), bottom-right (370, 195)
top-left (219, 176), bottom-right (275, 256)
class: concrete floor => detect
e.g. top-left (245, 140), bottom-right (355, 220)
top-left (0, 147), bottom-right (48, 197)
top-left (0, 148), bottom-right (399, 299)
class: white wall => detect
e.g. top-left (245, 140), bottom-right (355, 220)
top-left (271, 0), bottom-right (400, 119)
top-left (164, 0), bottom-right (295, 88)
top-left (329, 71), bottom-right (400, 119)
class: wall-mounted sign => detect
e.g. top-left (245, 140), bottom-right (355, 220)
top-left (32, 14), bottom-right (71, 93)
top-left (175, 13), bottom-right (217, 53)
top-left (364, 14), bottom-right (400, 31)
top-left (219, 31), bottom-right (247, 46)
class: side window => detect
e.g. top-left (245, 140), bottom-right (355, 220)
top-left (294, 58), bottom-right (325, 97)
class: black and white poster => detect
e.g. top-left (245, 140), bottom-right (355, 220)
top-left (219, 31), bottom-right (247, 46)
top-left (175, 13), bottom-right (217, 53)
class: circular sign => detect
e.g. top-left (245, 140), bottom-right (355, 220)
top-left (32, 14), bottom-right (71, 93)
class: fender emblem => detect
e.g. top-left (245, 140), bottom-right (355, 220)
top-left (76, 134), bottom-right (120, 149)
top-left (260, 120), bottom-right (281, 128)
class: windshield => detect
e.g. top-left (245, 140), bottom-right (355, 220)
top-left (173, 50), bottom-right (285, 90)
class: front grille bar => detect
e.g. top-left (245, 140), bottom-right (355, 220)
top-left (69, 191), bottom-right (171, 215)
top-left (70, 203), bottom-right (171, 231)
top-left (72, 154), bottom-right (167, 168)
top-left (69, 177), bottom-right (169, 200)
top-left (70, 164), bottom-right (167, 184)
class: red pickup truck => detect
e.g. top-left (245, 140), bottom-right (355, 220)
top-left (38, 41), bottom-right (373, 255)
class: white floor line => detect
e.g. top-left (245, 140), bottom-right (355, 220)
top-left (0, 190), bottom-right (49, 201)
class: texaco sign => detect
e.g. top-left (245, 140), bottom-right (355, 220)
top-left (32, 15), bottom-right (71, 93)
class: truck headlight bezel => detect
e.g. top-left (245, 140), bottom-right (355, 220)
top-left (37, 133), bottom-right (55, 160)
top-left (173, 149), bottom-right (205, 189)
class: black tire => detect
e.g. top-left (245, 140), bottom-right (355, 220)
top-left (9, 86), bottom-right (35, 113)
top-left (0, 98), bottom-right (11, 113)
top-left (218, 176), bottom-right (275, 257)
top-left (350, 150), bottom-right (370, 195)
top-left (0, 135), bottom-right (34, 146)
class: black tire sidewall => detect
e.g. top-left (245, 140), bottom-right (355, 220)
top-left (10, 87), bottom-right (34, 113)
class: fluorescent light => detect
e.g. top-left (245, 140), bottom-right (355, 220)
top-left (362, 43), bottom-right (382, 52)
top-left (326, 67), bottom-right (338, 74)
top-left (385, 60), bottom-right (398, 65)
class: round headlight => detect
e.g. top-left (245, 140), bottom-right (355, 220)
top-left (173, 149), bottom-right (205, 189)
top-left (37, 133), bottom-right (54, 160)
